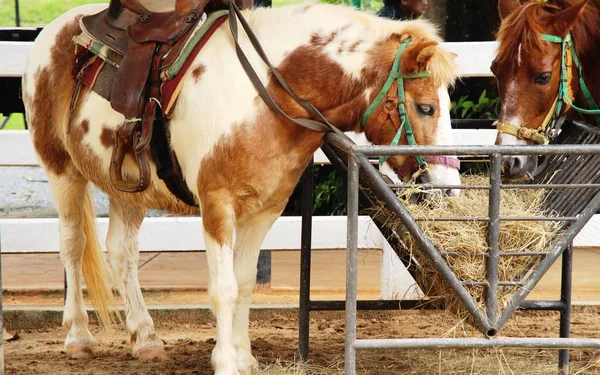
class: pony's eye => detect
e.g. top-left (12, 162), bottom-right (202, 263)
top-left (417, 104), bottom-right (435, 116)
top-left (534, 71), bottom-right (552, 85)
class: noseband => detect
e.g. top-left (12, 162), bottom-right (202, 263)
top-left (495, 32), bottom-right (600, 145)
top-left (361, 38), bottom-right (460, 178)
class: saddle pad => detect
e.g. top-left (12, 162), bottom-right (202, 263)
top-left (74, 11), bottom-right (228, 117)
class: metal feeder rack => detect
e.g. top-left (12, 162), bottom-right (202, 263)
top-left (298, 120), bottom-right (600, 374)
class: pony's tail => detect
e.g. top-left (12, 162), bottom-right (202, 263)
top-left (81, 187), bottom-right (120, 327)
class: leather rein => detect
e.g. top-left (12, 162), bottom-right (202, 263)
top-left (495, 32), bottom-right (600, 145)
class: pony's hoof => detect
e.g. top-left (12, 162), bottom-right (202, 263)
top-left (237, 354), bottom-right (258, 374)
top-left (66, 343), bottom-right (93, 359)
top-left (137, 346), bottom-right (167, 361)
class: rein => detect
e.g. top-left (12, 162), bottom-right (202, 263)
top-left (496, 32), bottom-right (600, 145)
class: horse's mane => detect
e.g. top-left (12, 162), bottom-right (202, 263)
top-left (243, 2), bottom-right (457, 87)
top-left (496, 0), bottom-right (600, 66)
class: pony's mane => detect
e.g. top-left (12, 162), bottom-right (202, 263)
top-left (496, 0), bottom-right (600, 66)
top-left (243, 2), bottom-right (458, 87)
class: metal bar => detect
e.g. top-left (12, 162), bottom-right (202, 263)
top-left (558, 243), bottom-right (573, 374)
top-left (344, 153), bottom-right (360, 375)
top-left (298, 160), bottom-right (314, 362)
top-left (497, 190), bottom-right (600, 329)
top-left (519, 300), bottom-right (566, 311)
top-left (352, 144), bottom-right (600, 157)
top-left (389, 184), bottom-right (490, 190)
top-left (353, 153), bottom-right (493, 335)
top-left (354, 338), bottom-right (600, 350)
top-left (0, 115), bottom-right (10, 130)
top-left (501, 183), bottom-right (600, 189)
top-left (441, 251), bottom-right (549, 257)
top-left (309, 299), bottom-right (561, 311)
top-left (390, 183), bottom-right (600, 190)
top-left (463, 281), bottom-right (523, 287)
top-left (309, 300), bottom-right (435, 311)
top-left (14, 0), bottom-right (20, 27)
top-left (487, 154), bottom-right (501, 331)
top-left (412, 216), bottom-right (577, 222)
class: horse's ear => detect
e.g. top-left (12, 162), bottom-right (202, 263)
top-left (548, 0), bottom-right (588, 37)
top-left (402, 41), bottom-right (438, 73)
top-left (498, 0), bottom-right (520, 20)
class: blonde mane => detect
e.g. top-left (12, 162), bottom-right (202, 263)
top-left (243, 2), bottom-right (458, 87)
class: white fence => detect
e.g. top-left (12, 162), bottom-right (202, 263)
top-left (1, 40), bottom-right (599, 297)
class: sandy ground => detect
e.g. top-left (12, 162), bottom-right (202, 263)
top-left (4, 309), bottom-right (600, 375)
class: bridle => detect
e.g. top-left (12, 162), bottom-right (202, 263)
top-left (495, 32), bottom-right (600, 145)
top-left (361, 38), bottom-right (460, 179)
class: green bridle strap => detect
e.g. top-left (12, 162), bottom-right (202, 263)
top-left (360, 38), bottom-right (430, 165)
top-left (540, 32), bottom-right (600, 126)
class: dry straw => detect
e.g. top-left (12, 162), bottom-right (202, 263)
top-left (368, 174), bottom-right (563, 321)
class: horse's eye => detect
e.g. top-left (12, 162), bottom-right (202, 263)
top-left (534, 71), bottom-right (552, 85)
top-left (417, 104), bottom-right (435, 116)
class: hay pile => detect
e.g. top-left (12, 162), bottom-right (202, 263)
top-left (369, 175), bottom-right (562, 321)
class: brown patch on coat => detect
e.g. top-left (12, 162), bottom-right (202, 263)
top-left (190, 64), bottom-right (206, 83)
top-left (26, 17), bottom-right (83, 176)
top-left (100, 127), bottom-right (114, 148)
top-left (81, 119), bottom-right (90, 134)
top-left (348, 40), bottom-right (361, 53)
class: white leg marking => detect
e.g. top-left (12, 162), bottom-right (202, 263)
top-left (204, 207), bottom-right (239, 375)
top-left (49, 174), bottom-right (94, 357)
top-left (232, 211), bottom-right (281, 374)
top-left (105, 199), bottom-right (165, 360)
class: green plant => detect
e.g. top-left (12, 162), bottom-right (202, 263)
top-left (312, 169), bottom-right (346, 215)
top-left (451, 90), bottom-right (499, 119)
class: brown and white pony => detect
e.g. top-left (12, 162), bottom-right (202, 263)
top-left (23, 3), bottom-right (459, 374)
top-left (492, 0), bottom-right (600, 180)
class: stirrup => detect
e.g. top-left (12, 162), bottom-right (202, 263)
top-left (109, 123), bottom-right (151, 193)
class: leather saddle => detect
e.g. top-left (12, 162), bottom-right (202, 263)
top-left (77, 0), bottom-right (250, 197)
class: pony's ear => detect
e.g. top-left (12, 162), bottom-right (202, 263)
top-left (498, 0), bottom-right (520, 20)
top-left (402, 41), bottom-right (438, 73)
top-left (548, 0), bottom-right (588, 37)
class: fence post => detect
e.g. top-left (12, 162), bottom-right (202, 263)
top-left (14, 0), bottom-right (20, 27)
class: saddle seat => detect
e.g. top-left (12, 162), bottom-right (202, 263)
top-left (73, 0), bottom-right (242, 200)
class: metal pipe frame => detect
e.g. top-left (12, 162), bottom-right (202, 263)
top-left (322, 133), bottom-right (600, 374)
top-left (297, 134), bottom-right (599, 374)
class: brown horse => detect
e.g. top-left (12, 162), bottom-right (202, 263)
top-left (492, 0), bottom-right (600, 180)
top-left (23, 3), bottom-right (460, 373)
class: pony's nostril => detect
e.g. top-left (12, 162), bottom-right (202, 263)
top-left (509, 157), bottom-right (523, 176)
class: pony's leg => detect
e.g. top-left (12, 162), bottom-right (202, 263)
top-left (49, 173), bottom-right (94, 358)
top-left (232, 210), bottom-right (281, 374)
top-left (105, 198), bottom-right (166, 361)
top-left (202, 197), bottom-right (239, 375)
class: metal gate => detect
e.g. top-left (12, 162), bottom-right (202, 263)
top-left (298, 120), bottom-right (600, 374)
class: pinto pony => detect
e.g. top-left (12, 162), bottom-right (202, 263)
top-left (492, 0), bottom-right (600, 180)
top-left (23, 3), bottom-right (459, 373)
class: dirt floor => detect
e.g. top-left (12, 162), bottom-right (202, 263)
top-left (4, 308), bottom-right (600, 375)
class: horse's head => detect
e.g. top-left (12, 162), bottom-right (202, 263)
top-left (363, 36), bottom-right (461, 196)
top-left (492, 0), bottom-right (591, 180)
